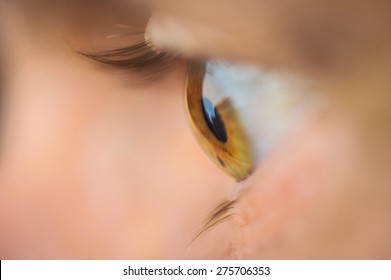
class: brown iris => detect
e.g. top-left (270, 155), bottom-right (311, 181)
top-left (185, 62), bottom-right (253, 181)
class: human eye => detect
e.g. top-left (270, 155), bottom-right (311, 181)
top-left (185, 59), bottom-right (320, 181)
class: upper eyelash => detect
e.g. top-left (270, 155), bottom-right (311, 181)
top-left (80, 41), bottom-right (176, 73)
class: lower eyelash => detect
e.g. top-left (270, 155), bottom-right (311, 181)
top-left (191, 199), bottom-right (237, 243)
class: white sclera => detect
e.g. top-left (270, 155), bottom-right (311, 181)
top-left (202, 60), bottom-right (320, 163)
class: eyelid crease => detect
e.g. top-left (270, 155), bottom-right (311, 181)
top-left (80, 41), bottom-right (177, 74)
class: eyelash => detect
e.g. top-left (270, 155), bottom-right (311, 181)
top-left (192, 199), bottom-right (237, 243)
top-left (80, 41), bottom-right (177, 76)
top-left (83, 45), bottom-right (238, 238)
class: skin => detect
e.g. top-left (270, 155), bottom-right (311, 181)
top-left (146, 0), bottom-right (391, 258)
top-left (1, 0), bottom-right (391, 259)
top-left (0, 0), bottom-right (235, 259)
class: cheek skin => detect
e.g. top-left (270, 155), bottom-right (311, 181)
top-left (0, 10), bottom-right (236, 258)
top-left (0, 61), bottom-right (235, 258)
top-left (231, 111), bottom-right (391, 259)
top-left (0, 60), bottom-right (234, 258)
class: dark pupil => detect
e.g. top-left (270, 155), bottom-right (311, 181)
top-left (201, 97), bottom-right (228, 143)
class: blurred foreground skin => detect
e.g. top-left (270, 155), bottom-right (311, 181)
top-left (0, 0), bottom-right (236, 259)
top-left (146, 0), bottom-right (391, 258)
top-left (0, 0), bottom-right (391, 260)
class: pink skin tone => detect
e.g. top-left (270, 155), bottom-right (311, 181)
top-left (1, 0), bottom-right (391, 259)
top-left (0, 3), bottom-right (234, 259)
top-left (146, 0), bottom-right (391, 258)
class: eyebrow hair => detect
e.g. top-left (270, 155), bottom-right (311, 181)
top-left (191, 199), bottom-right (237, 243)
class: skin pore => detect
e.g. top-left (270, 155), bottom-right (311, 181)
top-left (1, 0), bottom-right (391, 259)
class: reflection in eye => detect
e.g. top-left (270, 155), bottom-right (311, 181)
top-left (186, 62), bottom-right (254, 181)
top-left (186, 60), bottom-right (317, 181)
